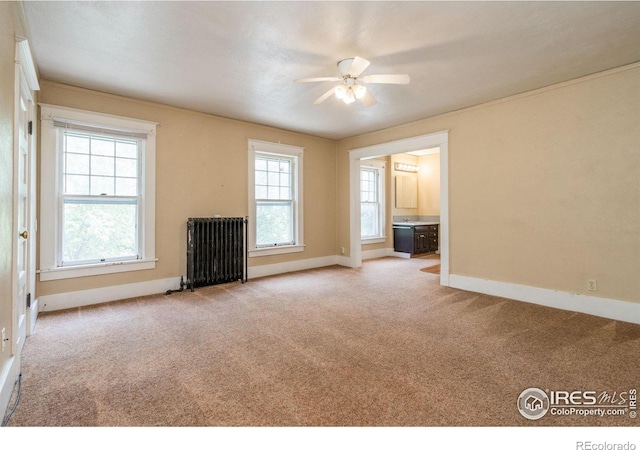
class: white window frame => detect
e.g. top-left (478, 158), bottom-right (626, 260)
top-left (360, 159), bottom-right (386, 244)
top-left (39, 104), bottom-right (158, 281)
top-left (248, 139), bottom-right (304, 257)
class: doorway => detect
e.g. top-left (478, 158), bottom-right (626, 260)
top-left (348, 131), bottom-right (449, 286)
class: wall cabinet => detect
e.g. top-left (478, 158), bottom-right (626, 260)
top-left (393, 224), bottom-right (438, 255)
top-left (395, 175), bottom-right (418, 208)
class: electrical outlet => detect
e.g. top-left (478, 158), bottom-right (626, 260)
top-left (587, 279), bottom-right (597, 291)
top-left (340, 247), bottom-right (345, 254)
top-left (1, 328), bottom-right (5, 353)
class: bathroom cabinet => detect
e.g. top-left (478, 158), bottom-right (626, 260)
top-left (393, 223), bottom-right (439, 255)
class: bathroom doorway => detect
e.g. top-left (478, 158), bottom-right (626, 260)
top-left (348, 130), bottom-right (450, 287)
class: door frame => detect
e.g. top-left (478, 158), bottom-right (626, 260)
top-left (348, 130), bottom-right (450, 286)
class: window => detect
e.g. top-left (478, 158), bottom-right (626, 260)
top-left (60, 131), bottom-right (141, 265)
top-left (248, 139), bottom-right (304, 256)
top-left (360, 161), bottom-right (386, 242)
top-left (39, 104), bottom-right (157, 280)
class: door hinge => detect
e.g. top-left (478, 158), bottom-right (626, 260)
top-left (28, 120), bottom-right (33, 135)
top-left (26, 292), bottom-right (31, 308)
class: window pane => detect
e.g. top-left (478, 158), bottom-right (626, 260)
top-left (361, 166), bottom-right (382, 239)
top-left (66, 134), bottom-right (90, 154)
top-left (62, 201), bottom-right (137, 263)
top-left (268, 172), bottom-right (280, 186)
top-left (116, 141), bottom-right (137, 158)
top-left (91, 155), bottom-right (114, 176)
top-left (361, 203), bottom-right (379, 238)
top-left (268, 187), bottom-right (279, 198)
top-left (267, 171), bottom-right (279, 186)
top-left (91, 175), bottom-right (114, 195)
top-left (255, 170), bottom-right (267, 186)
top-left (66, 153), bottom-right (90, 175)
top-left (255, 154), bottom-right (293, 201)
top-left (92, 138), bottom-right (115, 156)
top-left (116, 177), bottom-right (137, 196)
top-left (256, 202), bottom-right (293, 246)
top-left (255, 185), bottom-right (268, 199)
top-left (116, 158), bottom-right (137, 177)
top-left (65, 175), bottom-right (90, 195)
top-left (255, 158), bottom-right (267, 171)
top-left (267, 160), bottom-right (279, 172)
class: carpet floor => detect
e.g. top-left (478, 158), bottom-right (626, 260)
top-left (6, 257), bottom-right (639, 427)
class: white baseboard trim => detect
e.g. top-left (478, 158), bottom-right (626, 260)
top-left (39, 277), bottom-right (182, 312)
top-left (39, 255), bottom-right (350, 312)
top-left (362, 247), bottom-right (395, 260)
top-left (0, 356), bottom-right (19, 423)
top-left (248, 255), bottom-right (339, 279)
top-left (449, 274), bottom-right (640, 325)
top-left (334, 255), bottom-right (352, 267)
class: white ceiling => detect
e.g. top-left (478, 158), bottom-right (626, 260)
top-left (22, 1), bottom-right (640, 140)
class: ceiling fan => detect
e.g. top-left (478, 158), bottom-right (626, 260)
top-left (294, 56), bottom-right (410, 107)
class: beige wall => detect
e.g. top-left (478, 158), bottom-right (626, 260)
top-left (417, 153), bottom-right (440, 216)
top-left (338, 65), bottom-right (640, 304)
top-left (37, 81), bottom-right (337, 297)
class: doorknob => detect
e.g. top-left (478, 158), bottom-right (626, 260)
top-left (19, 230), bottom-right (28, 239)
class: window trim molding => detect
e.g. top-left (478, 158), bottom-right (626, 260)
top-left (248, 139), bottom-right (304, 258)
top-left (360, 159), bottom-right (386, 242)
top-left (38, 104), bottom-right (158, 281)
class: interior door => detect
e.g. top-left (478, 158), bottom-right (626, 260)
top-left (12, 66), bottom-right (32, 356)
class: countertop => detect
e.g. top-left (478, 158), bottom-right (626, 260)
top-left (392, 221), bottom-right (439, 226)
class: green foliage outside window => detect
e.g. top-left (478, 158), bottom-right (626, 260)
top-left (63, 202), bottom-right (137, 263)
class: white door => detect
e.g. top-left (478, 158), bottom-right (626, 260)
top-left (24, 75), bottom-right (37, 337)
top-left (13, 40), bottom-right (39, 358)
top-left (12, 69), bottom-right (30, 356)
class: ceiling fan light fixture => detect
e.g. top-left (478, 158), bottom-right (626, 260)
top-left (301, 56), bottom-right (408, 108)
top-left (354, 84), bottom-right (366, 99)
top-left (344, 88), bottom-right (356, 104)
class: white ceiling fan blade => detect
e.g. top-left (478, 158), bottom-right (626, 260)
top-left (361, 74), bottom-right (410, 84)
top-left (294, 77), bottom-right (341, 83)
top-left (361, 90), bottom-right (377, 108)
top-left (314, 87), bottom-right (337, 105)
top-left (349, 56), bottom-right (370, 77)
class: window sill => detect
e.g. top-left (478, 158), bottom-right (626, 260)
top-left (362, 237), bottom-right (387, 245)
top-left (249, 244), bottom-right (305, 258)
top-left (38, 258), bottom-right (157, 281)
